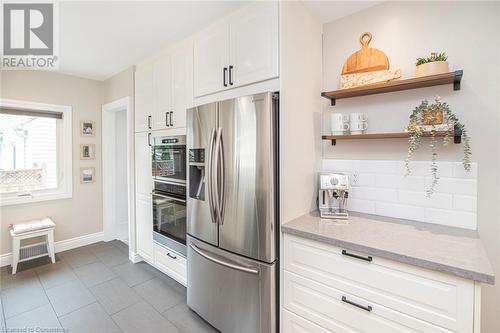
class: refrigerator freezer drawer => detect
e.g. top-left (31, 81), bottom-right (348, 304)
top-left (187, 235), bottom-right (276, 333)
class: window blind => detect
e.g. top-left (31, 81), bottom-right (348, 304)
top-left (0, 107), bottom-right (63, 119)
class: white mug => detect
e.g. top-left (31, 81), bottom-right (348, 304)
top-left (350, 113), bottom-right (367, 122)
top-left (331, 113), bottom-right (349, 135)
top-left (349, 121), bottom-right (368, 135)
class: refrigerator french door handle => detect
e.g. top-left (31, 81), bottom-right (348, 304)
top-left (189, 243), bottom-right (259, 275)
top-left (207, 128), bottom-right (217, 224)
top-left (213, 127), bottom-right (223, 225)
top-left (218, 129), bottom-right (225, 223)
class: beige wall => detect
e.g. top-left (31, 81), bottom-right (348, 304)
top-left (322, 2), bottom-right (500, 331)
top-left (280, 1), bottom-right (323, 224)
top-left (103, 67), bottom-right (135, 105)
top-left (0, 71), bottom-right (104, 255)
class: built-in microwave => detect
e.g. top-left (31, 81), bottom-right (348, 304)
top-left (152, 135), bottom-right (186, 184)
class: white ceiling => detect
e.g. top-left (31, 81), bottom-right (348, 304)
top-left (58, 1), bottom-right (381, 81)
top-left (59, 1), bottom-right (247, 81)
top-left (302, 1), bottom-right (383, 24)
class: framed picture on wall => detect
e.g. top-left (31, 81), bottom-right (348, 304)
top-left (80, 120), bottom-right (95, 137)
top-left (80, 167), bottom-right (95, 183)
top-left (80, 144), bottom-right (95, 160)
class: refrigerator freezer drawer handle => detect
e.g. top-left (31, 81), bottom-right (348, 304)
top-left (190, 244), bottom-right (259, 275)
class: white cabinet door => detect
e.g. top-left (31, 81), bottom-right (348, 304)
top-left (135, 64), bottom-right (155, 132)
top-left (229, 1), bottom-right (278, 88)
top-left (193, 23), bottom-right (229, 97)
top-left (171, 44), bottom-right (193, 129)
top-left (136, 193), bottom-right (153, 262)
top-left (134, 132), bottom-right (152, 196)
top-left (153, 55), bottom-right (172, 130)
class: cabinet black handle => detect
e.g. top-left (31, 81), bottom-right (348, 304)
top-left (342, 296), bottom-right (372, 312)
top-left (229, 65), bottom-right (234, 85)
top-left (169, 111), bottom-right (173, 127)
top-left (342, 249), bottom-right (372, 262)
top-left (147, 115), bottom-right (152, 129)
top-left (223, 67), bottom-right (228, 87)
top-left (148, 133), bottom-right (152, 146)
top-left (167, 253), bottom-right (177, 259)
top-left (165, 112), bottom-right (169, 127)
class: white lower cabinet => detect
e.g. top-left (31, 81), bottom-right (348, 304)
top-left (283, 309), bottom-right (331, 333)
top-left (283, 234), bottom-right (480, 333)
top-left (154, 243), bottom-right (187, 286)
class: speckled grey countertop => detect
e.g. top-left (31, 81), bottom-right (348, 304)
top-left (282, 211), bottom-right (495, 284)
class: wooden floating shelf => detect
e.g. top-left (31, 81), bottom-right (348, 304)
top-left (323, 128), bottom-right (462, 146)
top-left (321, 70), bottom-right (463, 106)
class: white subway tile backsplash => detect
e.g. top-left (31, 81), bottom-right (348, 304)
top-left (398, 190), bottom-right (453, 209)
top-left (425, 208), bottom-right (477, 230)
top-left (453, 195), bottom-right (477, 212)
top-left (347, 198), bottom-right (376, 214)
top-left (452, 162), bottom-right (478, 179)
top-left (322, 159), bottom-right (478, 230)
top-left (375, 202), bottom-right (426, 221)
top-left (350, 187), bottom-right (398, 203)
top-left (425, 177), bottom-right (477, 196)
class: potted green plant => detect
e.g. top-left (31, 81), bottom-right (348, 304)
top-left (415, 52), bottom-right (449, 77)
top-left (405, 97), bottom-right (471, 197)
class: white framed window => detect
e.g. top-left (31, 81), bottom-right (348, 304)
top-left (0, 99), bottom-right (72, 206)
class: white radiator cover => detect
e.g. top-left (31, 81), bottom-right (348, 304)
top-left (322, 159), bottom-right (478, 230)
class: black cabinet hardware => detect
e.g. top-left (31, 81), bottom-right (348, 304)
top-left (167, 253), bottom-right (177, 259)
top-left (169, 111), bottom-right (174, 127)
top-left (342, 249), bottom-right (372, 262)
top-left (148, 115), bottom-right (152, 129)
top-left (148, 133), bottom-right (152, 146)
top-left (165, 112), bottom-right (169, 127)
top-left (342, 296), bottom-right (372, 312)
top-left (229, 65), bottom-right (234, 85)
top-left (223, 67), bottom-right (228, 87)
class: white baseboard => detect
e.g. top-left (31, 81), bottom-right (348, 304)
top-left (129, 251), bottom-right (143, 264)
top-left (0, 231), bottom-right (105, 267)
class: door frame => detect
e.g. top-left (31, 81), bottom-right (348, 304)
top-left (102, 97), bottom-right (136, 255)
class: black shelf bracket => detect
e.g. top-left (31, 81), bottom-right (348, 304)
top-left (321, 92), bottom-right (336, 106)
top-left (454, 124), bottom-right (462, 144)
top-left (331, 139), bottom-right (337, 146)
top-left (453, 70), bottom-right (463, 91)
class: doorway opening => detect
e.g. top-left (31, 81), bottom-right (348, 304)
top-left (102, 97), bottom-right (135, 257)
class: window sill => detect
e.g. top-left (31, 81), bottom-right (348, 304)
top-left (0, 191), bottom-right (73, 207)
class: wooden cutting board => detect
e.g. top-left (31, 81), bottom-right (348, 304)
top-left (342, 32), bottom-right (389, 75)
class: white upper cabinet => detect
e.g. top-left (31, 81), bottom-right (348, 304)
top-left (153, 55), bottom-right (173, 130)
top-left (229, 1), bottom-right (279, 88)
top-left (135, 64), bottom-right (155, 132)
top-left (193, 23), bottom-right (229, 97)
top-left (193, 1), bottom-right (279, 97)
top-left (171, 43), bottom-right (193, 129)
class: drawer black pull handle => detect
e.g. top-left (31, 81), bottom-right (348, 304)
top-left (342, 296), bottom-right (372, 312)
top-left (342, 249), bottom-right (372, 262)
top-left (167, 253), bottom-right (177, 259)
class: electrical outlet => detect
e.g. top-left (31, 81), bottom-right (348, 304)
top-left (351, 171), bottom-right (360, 186)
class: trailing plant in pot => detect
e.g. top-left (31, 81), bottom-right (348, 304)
top-left (405, 97), bottom-right (471, 197)
top-left (415, 52), bottom-right (449, 77)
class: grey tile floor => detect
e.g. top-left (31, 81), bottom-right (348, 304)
top-left (0, 240), bottom-right (218, 333)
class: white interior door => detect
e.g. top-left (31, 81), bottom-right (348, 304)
top-left (171, 43), bottom-right (193, 129)
top-left (193, 23), bottom-right (229, 97)
top-left (229, 1), bottom-right (279, 88)
top-left (135, 64), bottom-right (155, 132)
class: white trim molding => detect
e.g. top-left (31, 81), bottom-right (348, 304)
top-left (0, 231), bottom-right (104, 267)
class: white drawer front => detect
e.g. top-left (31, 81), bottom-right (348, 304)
top-left (154, 243), bottom-right (186, 286)
top-left (283, 309), bottom-right (331, 333)
top-left (284, 235), bottom-right (474, 332)
top-left (284, 271), bottom-right (453, 333)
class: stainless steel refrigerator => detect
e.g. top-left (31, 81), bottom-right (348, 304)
top-left (186, 92), bottom-right (279, 333)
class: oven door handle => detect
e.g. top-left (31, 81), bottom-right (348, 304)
top-left (152, 191), bottom-right (186, 203)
